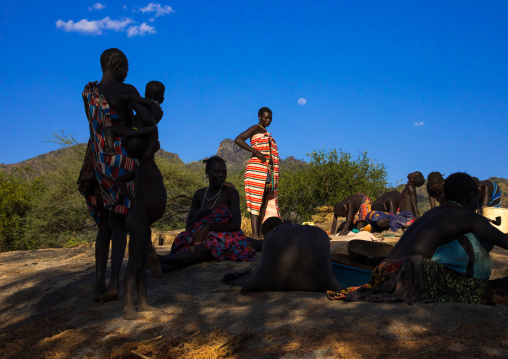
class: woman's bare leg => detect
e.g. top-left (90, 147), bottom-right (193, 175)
top-left (157, 244), bottom-right (214, 272)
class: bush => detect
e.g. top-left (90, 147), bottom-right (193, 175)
top-left (278, 149), bottom-right (388, 223)
top-left (0, 169), bottom-right (45, 251)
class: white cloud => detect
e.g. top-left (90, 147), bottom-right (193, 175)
top-left (88, 3), bottom-right (106, 11)
top-left (413, 121), bottom-right (424, 127)
top-left (297, 98), bottom-right (307, 106)
top-left (56, 17), bottom-right (134, 35)
top-left (139, 3), bottom-right (174, 17)
top-left (149, 18), bottom-right (155, 22)
top-left (123, 5), bottom-right (128, 10)
top-left (127, 23), bottom-right (156, 37)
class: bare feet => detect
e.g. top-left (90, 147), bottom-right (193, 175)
top-left (93, 284), bottom-right (106, 302)
top-left (101, 288), bottom-right (119, 302)
top-left (123, 308), bottom-right (143, 320)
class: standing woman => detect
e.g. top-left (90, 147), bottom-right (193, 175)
top-left (235, 107), bottom-right (280, 239)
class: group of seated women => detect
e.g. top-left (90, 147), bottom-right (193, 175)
top-left (151, 160), bottom-right (508, 305)
top-left (328, 172), bottom-right (508, 304)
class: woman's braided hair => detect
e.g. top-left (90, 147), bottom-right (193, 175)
top-left (100, 48), bottom-right (128, 71)
top-left (203, 156), bottom-right (226, 172)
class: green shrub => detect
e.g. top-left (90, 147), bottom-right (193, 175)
top-left (278, 149), bottom-right (388, 223)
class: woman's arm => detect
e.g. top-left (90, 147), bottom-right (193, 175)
top-left (470, 212), bottom-right (508, 249)
top-left (408, 185), bottom-right (420, 219)
top-left (194, 188), bottom-right (243, 244)
top-left (123, 94), bottom-right (163, 124)
top-left (115, 171), bottom-right (136, 201)
top-left (339, 203), bottom-right (354, 236)
top-left (479, 184), bottom-right (490, 216)
top-left (234, 125), bottom-right (266, 162)
top-left (428, 189), bottom-right (437, 209)
top-left (186, 189), bottom-right (212, 230)
top-left (121, 126), bottom-right (158, 146)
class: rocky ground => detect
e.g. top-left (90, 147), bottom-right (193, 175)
top-left (1, 226), bottom-right (508, 359)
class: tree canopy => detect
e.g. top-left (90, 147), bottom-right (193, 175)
top-left (278, 149), bottom-right (388, 223)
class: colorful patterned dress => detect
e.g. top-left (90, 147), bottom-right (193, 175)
top-left (366, 210), bottom-right (415, 231)
top-left (326, 255), bottom-right (488, 304)
top-left (353, 194), bottom-right (372, 224)
top-left (244, 132), bottom-right (280, 220)
top-left (78, 82), bottom-right (137, 223)
top-left (170, 205), bottom-right (256, 261)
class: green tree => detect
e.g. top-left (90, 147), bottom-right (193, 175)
top-left (19, 134), bottom-right (93, 249)
top-left (152, 158), bottom-right (205, 231)
top-left (278, 149), bottom-right (388, 223)
top-left (0, 170), bottom-right (45, 251)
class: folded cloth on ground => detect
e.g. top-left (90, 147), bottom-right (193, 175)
top-left (366, 210), bottom-right (415, 232)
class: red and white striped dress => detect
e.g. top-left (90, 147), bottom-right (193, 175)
top-left (244, 132), bottom-right (280, 220)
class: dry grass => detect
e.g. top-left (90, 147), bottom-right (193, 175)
top-left (311, 206), bottom-right (335, 223)
top-left (240, 215), bottom-right (252, 237)
top-left (110, 330), bottom-right (241, 359)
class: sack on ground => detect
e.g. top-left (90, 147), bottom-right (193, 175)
top-left (241, 223), bottom-right (341, 293)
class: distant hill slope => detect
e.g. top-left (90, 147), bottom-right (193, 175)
top-left (216, 138), bottom-right (305, 172)
top-left (0, 144), bottom-right (183, 178)
top-left (2, 141), bottom-right (506, 211)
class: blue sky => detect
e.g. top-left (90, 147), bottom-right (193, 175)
top-left (1, 1), bottom-right (507, 185)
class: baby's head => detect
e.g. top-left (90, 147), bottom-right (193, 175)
top-left (145, 81), bottom-right (165, 104)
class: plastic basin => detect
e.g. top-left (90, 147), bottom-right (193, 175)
top-left (331, 261), bottom-right (372, 289)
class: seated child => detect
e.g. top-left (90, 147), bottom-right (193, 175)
top-left (103, 81), bottom-right (165, 156)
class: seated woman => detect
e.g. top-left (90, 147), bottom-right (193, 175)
top-left (156, 156), bottom-right (256, 272)
top-left (328, 172), bottom-right (508, 304)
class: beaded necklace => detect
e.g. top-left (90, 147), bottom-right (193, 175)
top-left (201, 183), bottom-right (223, 210)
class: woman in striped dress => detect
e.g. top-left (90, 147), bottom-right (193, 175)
top-left (235, 107), bottom-right (280, 239)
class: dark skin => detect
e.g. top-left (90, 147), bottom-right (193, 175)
top-left (371, 191), bottom-right (401, 214)
top-left (370, 190), bottom-right (402, 229)
top-left (234, 111), bottom-right (273, 239)
top-left (157, 161), bottom-right (244, 271)
top-left (427, 181), bottom-right (444, 209)
top-left (478, 180), bottom-right (495, 215)
top-left (103, 89), bottom-right (161, 155)
top-left (399, 172), bottom-right (422, 219)
top-left (115, 126), bottom-right (166, 320)
top-left (388, 191), bottom-right (508, 260)
top-left (89, 56), bottom-right (154, 302)
top-left (331, 194), bottom-right (367, 236)
top-left (112, 92), bottom-right (164, 201)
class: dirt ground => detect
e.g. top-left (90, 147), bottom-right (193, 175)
top-left (1, 226), bottom-right (508, 359)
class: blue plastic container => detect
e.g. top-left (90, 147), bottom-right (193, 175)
top-left (332, 261), bottom-right (372, 289)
